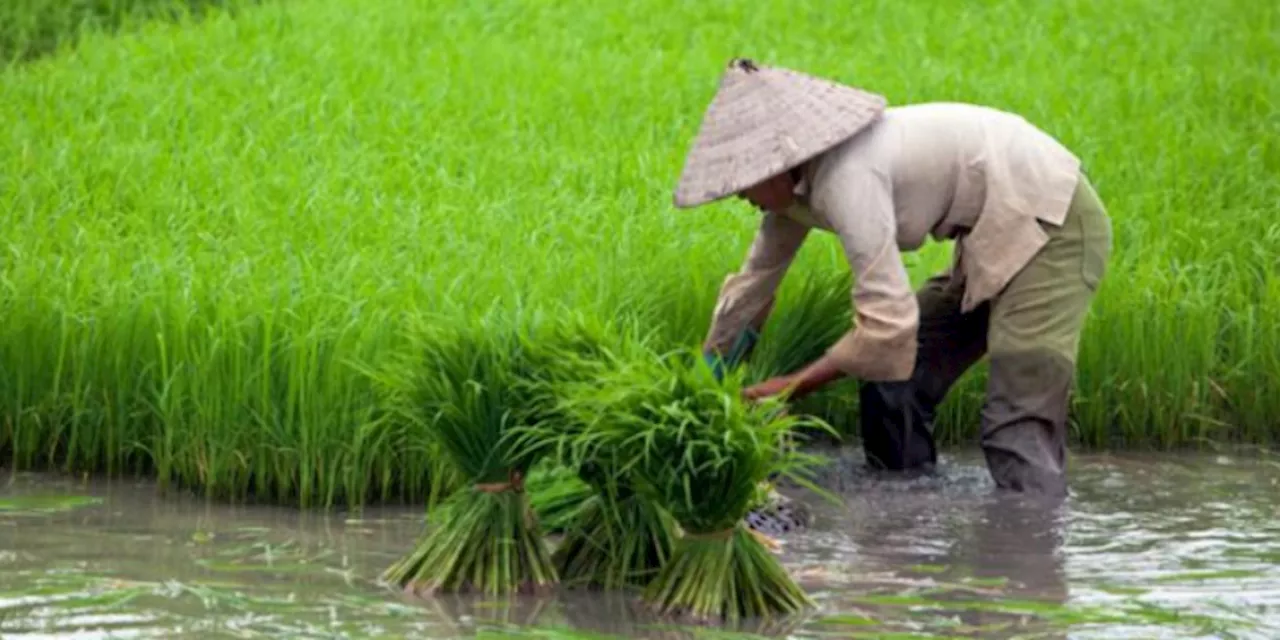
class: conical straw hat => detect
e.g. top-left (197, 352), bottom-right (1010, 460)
top-left (672, 58), bottom-right (887, 209)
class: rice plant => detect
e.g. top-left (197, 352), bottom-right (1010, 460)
top-left (501, 321), bottom-right (683, 591)
top-left (548, 464), bottom-right (680, 591)
top-left (543, 349), bottom-right (836, 622)
top-left (523, 439), bottom-right (681, 592)
top-left (364, 313), bottom-right (563, 597)
top-left (526, 460), bottom-right (595, 536)
top-left (0, 0), bottom-right (1276, 512)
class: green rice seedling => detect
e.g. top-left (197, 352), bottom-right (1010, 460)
top-left (1, 0), bottom-right (1277, 514)
top-left (743, 271), bottom-right (853, 382)
top-left (739, 271), bottom-right (861, 442)
top-left (547, 463), bottom-right (680, 591)
top-left (526, 460), bottom-right (594, 535)
top-left (546, 349), bottom-right (835, 623)
top-left (365, 313), bottom-right (561, 597)
top-left (519, 316), bottom-right (660, 545)
top-left (534, 417), bottom-right (683, 591)
top-left (521, 438), bottom-right (682, 591)
top-left (370, 310), bottom-right (661, 597)
top-left (505, 319), bottom-right (682, 591)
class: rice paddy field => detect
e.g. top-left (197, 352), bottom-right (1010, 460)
top-left (3, 0), bottom-right (1276, 508)
top-left (0, 0), bottom-right (1278, 636)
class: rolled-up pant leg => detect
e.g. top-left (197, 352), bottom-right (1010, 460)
top-left (981, 174), bottom-right (1112, 496)
top-left (859, 273), bottom-right (990, 471)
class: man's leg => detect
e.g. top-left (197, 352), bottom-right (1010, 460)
top-left (859, 272), bottom-right (990, 471)
top-left (982, 174), bottom-right (1112, 495)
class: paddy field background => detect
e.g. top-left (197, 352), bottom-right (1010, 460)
top-left (2, 0), bottom-right (1278, 511)
top-left (1, 0), bottom-right (1277, 507)
top-left (5, 0), bottom-right (1279, 516)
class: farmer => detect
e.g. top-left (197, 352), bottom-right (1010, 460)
top-left (677, 59), bottom-right (1112, 497)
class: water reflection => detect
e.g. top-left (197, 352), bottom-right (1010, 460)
top-left (1, 449), bottom-right (1278, 639)
top-left (779, 452), bottom-right (1071, 638)
top-left (943, 493), bottom-right (1070, 638)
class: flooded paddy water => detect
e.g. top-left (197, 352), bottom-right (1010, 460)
top-left (3, 448), bottom-right (1279, 639)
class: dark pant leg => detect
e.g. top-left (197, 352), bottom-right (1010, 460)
top-left (982, 174), bottom-right (1112, 496)
top-left (859, 272), bottom-right (990, 471)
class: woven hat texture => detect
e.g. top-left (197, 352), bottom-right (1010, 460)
top-left (673, 58), bottom-right (887, 209)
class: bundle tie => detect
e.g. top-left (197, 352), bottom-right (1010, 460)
top-left (473, 469), bottom-right (525, 493)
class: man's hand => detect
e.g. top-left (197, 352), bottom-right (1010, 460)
top-left (742, 354), bottom-right (847, 402)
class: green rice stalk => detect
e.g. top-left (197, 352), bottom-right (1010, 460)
top-left (506, 321), bottom-right (683, 591)
top-left (645, 524), bottom-right (810, 623)
top-left (550, 472), bottom-right (680, 590)
top-left (0, 0), bottom-right (1277, 513)
top-left (1, 0), bottom-right (261, 64)
top-left (2, 0), bottom-right (1277, 514)
top-left (526, 460), bottom-right (594, 535)
top-left (380, 476), bottom-right (555, 597)
top-left (365, 313), bottom-right (562, 597)
top-left (375, 312), bottom-right (663, 596)
top-left (546, 349), bottom-right (835, 622)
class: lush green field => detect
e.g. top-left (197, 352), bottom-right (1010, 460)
top-left (0, 0), bottom-right (1276, 507)
top-left (0, 0), bottom-right (259, 63)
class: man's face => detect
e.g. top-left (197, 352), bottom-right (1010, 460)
top-left (738, 171), bottom-right (795, 215)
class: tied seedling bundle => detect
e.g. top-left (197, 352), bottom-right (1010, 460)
top-left (526, 460), bottom-right (595, 535)
top-left (551, 350), bottom-right (833, 623)
top-left (509, 323), bottom-right (680, 591)
top-left (368, 316), bottom-right (562, 597)
top-left (517, 430), bottom-right (681, 592)
top-left (547, 459), bottom-right (679, 590)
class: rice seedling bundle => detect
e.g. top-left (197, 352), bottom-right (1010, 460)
top-left (548, 350), bottom-right (834, 623)
top-left (526, 460), bottom-right (595, 535)
top-left (366, 315), bottom-right (563, 597)
top-left (522, 434), bottom-right (682, 591)
top-left (546, 460), bottom-right (680, 591)
top-left (519, 442), bottom-right (682, 591)
top-left (503, 321), bottom-right (682, 591)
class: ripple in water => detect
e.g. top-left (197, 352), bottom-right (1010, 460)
top-left (1, 448), bottom-right (1277, 639)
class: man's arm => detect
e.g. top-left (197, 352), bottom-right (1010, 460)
top-left (813, 161), bottom-right (919, 384)
top-left (703, 210), bottom-right (811, 375)
top-left (745, 159), bottom-right (919, 400)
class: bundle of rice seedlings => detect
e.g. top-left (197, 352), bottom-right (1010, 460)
top-left (546, 460), bottom-right (680, 590)
top-left (548, 350), bottom-right (835, 623)
top-left (519, 418), bottom-right (680, 591)
top-left (364, 315), bottom-right (562, 597)
top-left (525, 460), bottom-right (594, 535)
top-left (507, 323), bottom-right (681, 591)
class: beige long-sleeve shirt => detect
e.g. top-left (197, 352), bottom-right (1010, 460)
top-left (704, 102), bottom-right (1083, 382)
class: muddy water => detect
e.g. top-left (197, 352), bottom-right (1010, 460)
top-left (2, 449), bottom-right (1278, 639)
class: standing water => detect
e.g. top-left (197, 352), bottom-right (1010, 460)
top-left (2, 448), bottom-right (1278, 639)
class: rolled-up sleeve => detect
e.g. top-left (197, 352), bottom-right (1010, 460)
top-left (811, 162), bottom-right (919, 382)
top-left (704, 211), bottom-right (810, 355)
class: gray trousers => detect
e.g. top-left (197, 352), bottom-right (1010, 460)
top-left (859, 173), bottom-right (1113, 496)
